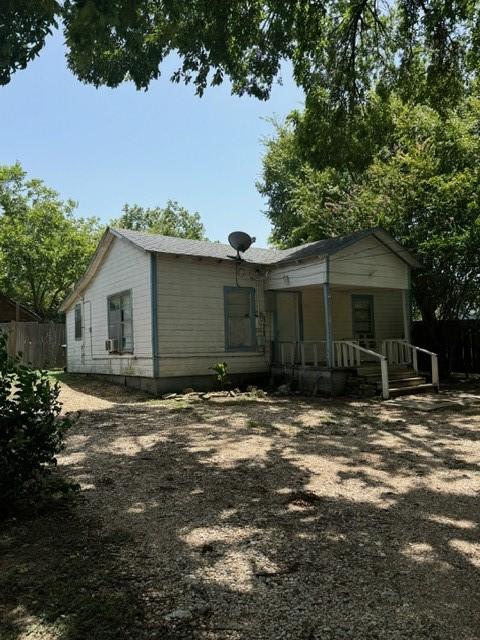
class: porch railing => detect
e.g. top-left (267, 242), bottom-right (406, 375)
top-left (276, 340), bottom-right (362, 368)
top-left (382, 339), bottom-right (439, 389)
top-left (275, 339), bottom-right (379, 369)
top-left (382, 339), bottom-right (412, 365)
top-left (273, 338), bottom-right (438, 398)
top-left (333, 341), bottom-right (360, 367)
top-left (342, 340), bottom-right (389, 399)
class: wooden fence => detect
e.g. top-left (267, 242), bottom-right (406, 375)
top-left (413, 320), bottom-right (480, 375)
top-left (0, 321), bottom-right (66, 369)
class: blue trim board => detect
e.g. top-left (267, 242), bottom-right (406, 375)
top-left (323, 256), bottom-right (333, 368)
top-left (150, 253), bottom-right (160, 377)
top-left (224, 286), bottom-right (257, 352)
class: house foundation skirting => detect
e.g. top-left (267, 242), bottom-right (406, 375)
top-left (94, 372), bottom-right (270, 395)
top-left (271, 365), bottom-right (350, 396)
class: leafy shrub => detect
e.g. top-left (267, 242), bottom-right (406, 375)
top-left (0, 332), bottom-right (71, 505)
top-left (211, 361), bottom-right (229, 389)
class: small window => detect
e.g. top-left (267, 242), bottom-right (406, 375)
top-left (352, 295), bottom-right (375, 339)
top-left (224, 287), bottom-right (256, 351)
top-left (74, 303), bottom-right (82, 340)
top-left (108, 290), bottom-right (133, 353)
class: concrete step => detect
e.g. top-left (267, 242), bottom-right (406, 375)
top-left (388, 383), bottom-right (435, 397)
top-left (376, 376), bottom-right (426, 390)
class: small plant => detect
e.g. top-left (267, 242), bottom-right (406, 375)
top-left (211, 361), bottom-right (229, 389)
top-left (0, 331), bottom-right (72, 506)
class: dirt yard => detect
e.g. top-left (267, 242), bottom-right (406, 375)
top-left (1, 375), bottom-right (480, 640)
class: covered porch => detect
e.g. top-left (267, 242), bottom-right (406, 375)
top-left (265, 230), bottom-right (438, 398)
top-left (268, 285), bottom-right (438, 399)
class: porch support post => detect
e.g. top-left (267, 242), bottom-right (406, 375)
top-left (402, 290), bottom-right (411, 343)
top-left (323, 257), bottom-right (334, 368)
top-left (402, 270), bottom-right (412, 343)
top-left (150, 253), bottom-right (160, 378)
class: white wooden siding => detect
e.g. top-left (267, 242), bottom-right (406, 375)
top-left (329, 236), bottom-right (409, 289)
top-left (66, 238), bottom-right (153, 377)
top-left (301, 287), bottom-right (405, 342)
top-left (156, 256), bottom-right (270, 377)
top-left (267, 258), bottom-right (327, 290)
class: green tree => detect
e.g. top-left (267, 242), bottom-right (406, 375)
top-left (259, 96), bottom-right (480, 324)
top-left (1, 2), bottom-right (478, 109)
top-left (0, 164), bottom-right (101, 319)
top-left (111, 201), bottom-right (206, 240)
top-left (344, 98), bottom-right (480, 324)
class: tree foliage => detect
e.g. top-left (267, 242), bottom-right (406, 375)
top-left (0, 164), bottom-right (101, 319)
top-left (1, 2), bottom-right (479, 110)
top-left (0, 0), bottom-right (59, 85)
top-left (259, 96), bottom-right (480, 323)
top-left (111, 201), bottom-right (207, 240)
top-left (0, 331), bottom-right (71, 506)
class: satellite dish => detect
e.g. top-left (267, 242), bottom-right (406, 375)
top-left (228, 231), bottom-right (254, 259)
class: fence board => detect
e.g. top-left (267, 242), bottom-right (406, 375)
top-left (0, 321), bottom-right (65, 369)
top-left (413, 320), bottom-right (480, 375)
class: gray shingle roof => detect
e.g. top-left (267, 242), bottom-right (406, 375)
top-left (111, 228), bottom-right (282, 264)
top-left (110, 227), bottom-right (394, 266)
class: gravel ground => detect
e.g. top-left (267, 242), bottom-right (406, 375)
top-left (4, 376), bottom-right (480, 639)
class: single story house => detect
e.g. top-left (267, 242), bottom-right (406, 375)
top-left (0, 293), bottom-right (40, 322)
top-left (60, 227), bottom-right (439, 399)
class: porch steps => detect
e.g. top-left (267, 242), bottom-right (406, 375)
top-left (388, 383), bottom-right (435, 397)
top-left (357, 365), bottom-right (412, 378)
top-left (354, 365), bottom-right (433, 397)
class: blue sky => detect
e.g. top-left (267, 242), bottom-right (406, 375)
top-left (0, 31), bottom-right (304, 246)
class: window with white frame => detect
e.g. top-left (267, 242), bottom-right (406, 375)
top-left (108, 290), bottom-right (133, 353)
top-left (74, 303), bottom-right (82, 340)
top-left (224, 287), bottom-right (256, 351)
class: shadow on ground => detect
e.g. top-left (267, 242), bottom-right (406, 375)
top-left (49, 371), bottom-right (153, 404)
top-left (1, 386), bottom-right (480, 639)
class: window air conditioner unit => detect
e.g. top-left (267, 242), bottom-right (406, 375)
top-left (105, 338), bottom-right (118, 352)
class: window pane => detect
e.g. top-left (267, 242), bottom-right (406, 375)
top-left (228, 290), bottom-right (250, 316)
top-left (228, 317), bottom-right (252, 348)
top-left (225, 288), bottom-right (254, 349)
top-left (108, 323), bottom-right (120, 340)
top-left (108, 291), bottom-right (133, 351)
top-left (353, 297), bottom-right (374, 337)
top-left (122, 320), bottom-right (133, 351)
top-left (74, 304), bottom-right (82, 339)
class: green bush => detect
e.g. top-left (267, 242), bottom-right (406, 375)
top-left (0, 332), bottom-right (71, 505)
